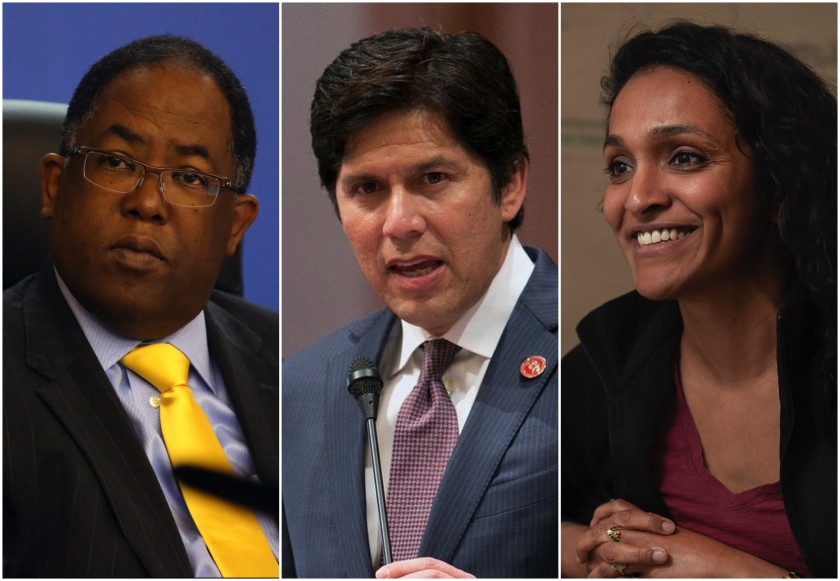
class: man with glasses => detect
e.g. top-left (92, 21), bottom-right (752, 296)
top-left (4, 35), bottom-right (278, 577)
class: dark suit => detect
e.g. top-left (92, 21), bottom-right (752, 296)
top-left (282, 247), bottom-right (557, 578)
top-left (3, 264), bottom-right (279, 577)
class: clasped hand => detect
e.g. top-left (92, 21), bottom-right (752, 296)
top-left (576, 498), bottom-right (674, 577)
top-left (576, 499), bottom-right (782, 578)
top-left (376, 557), bottom-right (475, 578)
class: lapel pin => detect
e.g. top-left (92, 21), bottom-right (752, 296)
top-left (520, 355), bottom-right (547, 379)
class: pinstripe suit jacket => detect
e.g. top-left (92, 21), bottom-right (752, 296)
top-left (3, 264), bottom-right (279, 577)
top-left (282, 246), bottom-right (557, 578)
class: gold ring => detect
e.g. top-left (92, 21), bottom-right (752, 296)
top-left (607, 525), bottom-right (623, 542)
top-left (611, 562), bottom-right (627, 575)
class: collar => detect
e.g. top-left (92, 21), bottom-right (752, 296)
top-left (55, 268), bottom-right (216, 392)
top-left (576, 290), bottom-right (682, 397)
top-left (390, 235), bottom-right (535, 376)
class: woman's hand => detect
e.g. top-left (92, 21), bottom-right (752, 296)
top-left (578, 499), bottom-right (790, 578)
top-left (575, 499), bottom-right (674, 576)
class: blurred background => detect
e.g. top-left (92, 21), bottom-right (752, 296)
top-left (283, 3), bottom-right (558, 357)
top-left (561, 3), bottom-right (837, 354)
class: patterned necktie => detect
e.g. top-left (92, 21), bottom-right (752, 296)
top-left (387, 339), bottom-right (461, 561)
top-left (120, 343), bottom-right (278, 578)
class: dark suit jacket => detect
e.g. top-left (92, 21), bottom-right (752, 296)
top-left (282, 247), bottom-right (557, 578)
top-left (3, 264), bottom-right (279, 577)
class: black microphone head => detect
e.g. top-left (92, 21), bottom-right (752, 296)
top-left (347, 357), bottom-right (383, 396)
top-left (347, 357), bottom-right (383, 419)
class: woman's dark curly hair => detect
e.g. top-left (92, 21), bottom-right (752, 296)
top-left (602, 21), bottom-right (837, 437)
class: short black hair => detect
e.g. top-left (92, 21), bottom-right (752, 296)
top-left (311, 27), bottom-right (528, 230)
top-left (61, 34), bottom-right (256, 191)
top-left (603, 20), bottom-right (837, 435)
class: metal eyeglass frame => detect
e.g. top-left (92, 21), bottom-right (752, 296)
top-left (70, 146), bottom-right (246, 206)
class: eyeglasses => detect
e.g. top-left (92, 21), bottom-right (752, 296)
top-left (70, 146), bottom-right (245, 208)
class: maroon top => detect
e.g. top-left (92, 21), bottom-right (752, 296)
top-left (658, 369), bottom-right (812, 576)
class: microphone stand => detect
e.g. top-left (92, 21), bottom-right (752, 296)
top-left (348, 359), bottom-right (392, 565)
top-left (366, 417), bottom-right (392, 565)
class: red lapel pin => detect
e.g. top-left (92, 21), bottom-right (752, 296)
top-left (520, 355), bottom-right (547, 379)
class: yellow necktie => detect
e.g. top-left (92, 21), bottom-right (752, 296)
top-left (121, 343), bottom-right (278, 578)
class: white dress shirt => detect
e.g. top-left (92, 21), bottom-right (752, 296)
top-left (364, 235), bottom-right (535, 563)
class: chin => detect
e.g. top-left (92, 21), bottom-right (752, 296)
top-left (85, 288), bottom-right (197, 340)
top-left (635, 288), bottom-right (674, 302)
top-left (396, 310), bottom-right (440, 333)
top-left (632, 275), bottom-right (682, 302)
top-left (391, 303), bottom-right (450, 336)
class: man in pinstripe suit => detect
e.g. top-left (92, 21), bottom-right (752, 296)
top-left (4, 36), bottom-right (278, 577)
top-left (282, 28), bottom-right (557, 578)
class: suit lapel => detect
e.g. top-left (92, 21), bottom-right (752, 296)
top-left (25, 267), bottom-right (192, 577)
top-left (205, 303), bottom-right (278, 486)
top-left (420, 309), bottom-right (556, 561)
top-left (420, 249), bottom-right (558, 562)
top-left (324, 311), bottom-right (396, 577)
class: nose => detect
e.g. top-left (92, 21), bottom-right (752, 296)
top-left (381, 187), bottom-right (425, 240)
top-left (624, 163), bottom-right (671, 216)
top-left (120, 169), bottom-right (168, 222)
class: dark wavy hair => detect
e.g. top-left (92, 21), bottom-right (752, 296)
top-left (602, 21), bottom-right (837, 436)
top-left (61, 34), bottom-right (256, 191)
top-left (310, 27), bottom-right (528, 230)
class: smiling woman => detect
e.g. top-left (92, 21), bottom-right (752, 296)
top-left (602, 66), bottom-right (771, 303)
top-left (561, 21), bottom-right (837, 578)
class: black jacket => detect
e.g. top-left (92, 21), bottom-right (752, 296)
top-left (561, 291), bottom-right (836, 577)
top-left (4, 264), bottom-right (279, 577)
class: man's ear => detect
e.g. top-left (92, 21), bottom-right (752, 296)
top-left (40, 154), bottom-right (65, 220)
top-left (499, 156), bottom-right (529, 222)
top-left (226, 194), bottom-right (259, 255)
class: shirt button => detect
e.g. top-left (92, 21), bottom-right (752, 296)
top-left (149, 396), bottom-right (161, 408)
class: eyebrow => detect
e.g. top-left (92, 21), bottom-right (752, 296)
top-left (339, 156), bottom-right (460, 187)
top-left (104, 123), bottom-right (211, 162)
top-left (603, 124), bottom-right (718, 150)
top-left (173, 143), bottom-right (211, 161)
top-left (409, 156), bottom-right (460, 175)
top-left (106, 123), bottom-right (145, 144)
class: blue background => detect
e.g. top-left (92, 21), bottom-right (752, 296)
top-left (3, 3), bottom-right (279, 311)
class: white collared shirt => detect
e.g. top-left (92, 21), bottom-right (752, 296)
top-left (364, 235), bottom-right (535, 563)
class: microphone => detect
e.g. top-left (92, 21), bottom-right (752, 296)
top-left (348, 357), bottom-right (383, 420)
top-left (347, 357), bottom-right (392, 565)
